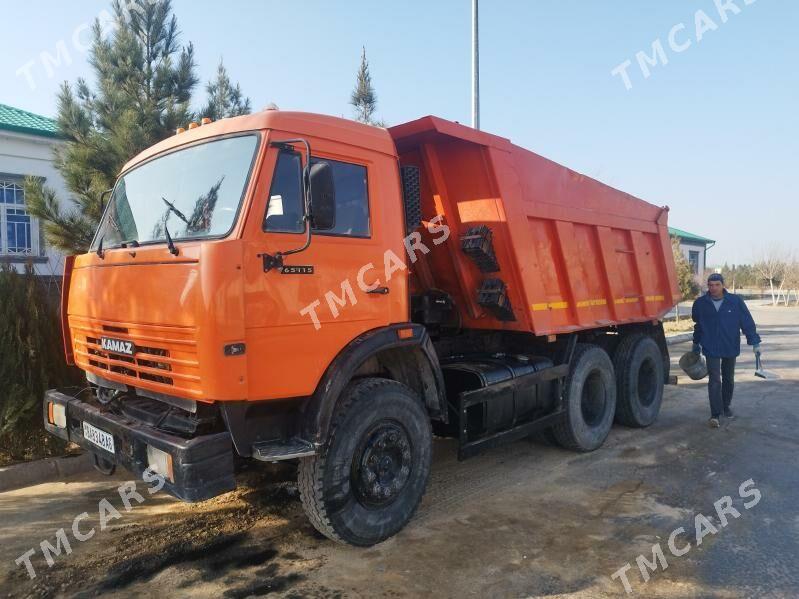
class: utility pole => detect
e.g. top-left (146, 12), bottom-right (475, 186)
top-left (472, 0), bottom-right (480, 130)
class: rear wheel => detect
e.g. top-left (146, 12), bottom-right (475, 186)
top-left (614, 334), bottom-right (664, 427)
top-left (553, 344), bottom-right (616, 452)
top-left (298, 378), bottom-right (432, 546)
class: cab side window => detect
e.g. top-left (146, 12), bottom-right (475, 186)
top-left (263, 151), bottom-right (304, 233)
top-left (312, 158), bottom-right (370, 238)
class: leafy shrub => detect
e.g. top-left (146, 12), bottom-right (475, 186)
top-left (0, 264), bottom-right (81, 464)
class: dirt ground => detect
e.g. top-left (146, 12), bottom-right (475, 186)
top-left (1, 304), bottom-right (797, 598)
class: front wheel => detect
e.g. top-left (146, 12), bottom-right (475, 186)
top-left (298, 378), bottom-right (432, 546)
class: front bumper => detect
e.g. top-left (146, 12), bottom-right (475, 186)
top-left (43, 389), bottom-right (236, 502)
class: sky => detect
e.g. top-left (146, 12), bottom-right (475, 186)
top-left (2, 0), bottom-right (797, 265)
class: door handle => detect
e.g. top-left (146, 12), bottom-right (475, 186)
top-left (367, 286), bottom-right (390, 295)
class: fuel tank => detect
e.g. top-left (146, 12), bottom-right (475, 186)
top-left (441, 353), bottom-right (555, 436)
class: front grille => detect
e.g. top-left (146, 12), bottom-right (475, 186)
top-left (86, 335), bottom-right (174, 384)
top-left (71, 317), bottom-right (200, 396)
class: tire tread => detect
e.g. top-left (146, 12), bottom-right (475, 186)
top-left (298, 377), bottom-right (429, 545)
top-left (613, 333), bottom-right (644, 427)
top-left (552, 343), bottom-right (615, 452)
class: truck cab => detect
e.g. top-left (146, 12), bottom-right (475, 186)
top-left (45, 109), bottom-right (676, 546)
top-left (68, 111), bottom-right (411, 404)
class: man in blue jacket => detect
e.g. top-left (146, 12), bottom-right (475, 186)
top-left (692, 273), bottom-right (761, 428)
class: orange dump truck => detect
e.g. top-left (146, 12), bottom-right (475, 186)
top-left (44, 110), bottom-right (679, 545)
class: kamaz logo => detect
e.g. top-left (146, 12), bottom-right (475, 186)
top-left (100, 337), bottom-right (136, 356)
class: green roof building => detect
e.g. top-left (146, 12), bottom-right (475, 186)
top-left (0, 103), bottom-right (61, 139)
top-left (669, 226), bottom-right (716, 280)
top-left (0, 103), bottom-right (67, 275)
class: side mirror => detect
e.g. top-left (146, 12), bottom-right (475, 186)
top-left (309, 161), bottom-right (335, 231)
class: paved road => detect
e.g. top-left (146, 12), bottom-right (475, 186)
top-left (1, 305), bottom-right (797, 598)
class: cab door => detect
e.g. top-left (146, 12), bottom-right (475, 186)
top-left (242, 132), bottom-right (407, 400)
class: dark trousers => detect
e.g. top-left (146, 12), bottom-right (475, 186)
top-left (706, 357), bottom-right (736, 418)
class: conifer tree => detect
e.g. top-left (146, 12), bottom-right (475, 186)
top-left (350, 46), bottom-right (381, 126)
top-left (25, 0), bottom-right (248, 254)
top-left (201, 60), bottom-right (252, 121)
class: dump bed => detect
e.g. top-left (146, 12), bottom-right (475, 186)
top-left (389, 116), bottom-right (680, 336)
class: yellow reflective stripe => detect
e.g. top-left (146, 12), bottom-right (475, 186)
top-left (532, 301), bottom-right (569, 311)
top-left (614, 295), bottom-right (665, 304)
top-left (533, 295), bottom-right (665, 311)
top-left (576, 299), bottom-right (607, 308)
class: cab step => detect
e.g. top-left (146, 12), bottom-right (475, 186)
top-left (252, 438), bottom-right (316, 462)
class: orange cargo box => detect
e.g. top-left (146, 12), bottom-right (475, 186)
top-left (389, 116), bottom-right (680, 336)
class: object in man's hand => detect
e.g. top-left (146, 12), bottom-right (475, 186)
top-left (680, 351), bottom-right (708, 380)
top-left (754, 353), bottom-right (778, 380)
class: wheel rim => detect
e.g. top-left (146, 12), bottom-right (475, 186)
top-left (637, 357), bottom-right (658, 407)
top-left (580, 370), bottom-right (608, 426)
top-left (352, 420), bottom-right (413, 508)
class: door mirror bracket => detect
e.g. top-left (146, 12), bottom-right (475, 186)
top-left (259, 252), bottom-right (284, 273)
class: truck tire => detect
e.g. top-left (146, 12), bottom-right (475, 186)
top-left (552, 344), bottom-right (616, 452)
top-left (298, 378), bottom-right (432, 546)
top-left (613, 334), bottom-right (664, 427)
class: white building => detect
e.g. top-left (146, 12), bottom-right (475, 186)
top-left (669, 226), bottom-right (715, 284)
top-left (0, 103), bottom-right (68, 276)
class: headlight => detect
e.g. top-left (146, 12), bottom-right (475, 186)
top-left (48, 402), bottom-right (67, 428)
top-left (146, 445), bottom-right (174, 482)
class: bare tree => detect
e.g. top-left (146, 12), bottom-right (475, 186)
top-left (753, 247), bottom-right (788, 306)
top-left (781, 258), bottom-right (799, 306)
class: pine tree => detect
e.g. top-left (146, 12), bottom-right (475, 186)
top-left (25, 0), bottom-right (248, 254)
top-left (350, 47), bottom-right (381, 126)
top-left (201, 60), bottom-right (252, 121)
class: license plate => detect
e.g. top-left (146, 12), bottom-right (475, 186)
top-left (82, 421), bottom-right (115, 454)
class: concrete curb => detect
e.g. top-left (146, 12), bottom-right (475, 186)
top-left (0, 452), bottom-right (94, 493)
top-left (666, 332), bottom-right (693, 346)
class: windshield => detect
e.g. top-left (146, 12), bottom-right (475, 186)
top-left (92, 134), bottom-right (259, 249)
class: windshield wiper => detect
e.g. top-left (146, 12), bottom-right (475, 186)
top-left (161, 196), bottom-right (189, 225)
top-left (159, 197), bottom-right (183, 256)
top-left (163, 224), bottom-right (179, 256)
top-left (120, 239), bottom-right (140, 249)
top-left (96, 236), bottom-right (105, 259)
